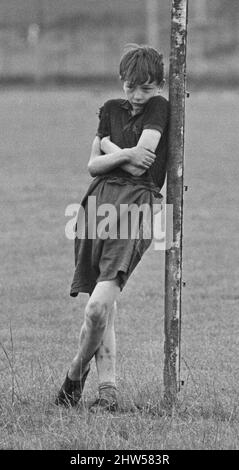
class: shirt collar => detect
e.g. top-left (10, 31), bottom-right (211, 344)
top-left (120, 99), bottom-right (146, 117)
top-left (120, 100), bottom-right (132, 110)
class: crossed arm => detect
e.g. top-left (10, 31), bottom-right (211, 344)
top-left (87, 129), bottom-right (162, 177)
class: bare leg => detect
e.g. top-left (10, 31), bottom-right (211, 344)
top-left (94, 301), bottom-right (117, 386)
top-left (68, 280), bottom-right (120, 380)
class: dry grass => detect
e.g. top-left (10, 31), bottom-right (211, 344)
top-left (0, 88), bottom-right (238, 450)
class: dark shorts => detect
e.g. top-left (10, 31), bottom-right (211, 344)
top-left (70, 176), bottom-right (160, 296)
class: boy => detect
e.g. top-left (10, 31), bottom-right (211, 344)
top-left (55, 44), bottom-right (169, 411)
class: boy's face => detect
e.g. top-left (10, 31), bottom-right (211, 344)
top-left (123, 79), bottom-right (163, 113)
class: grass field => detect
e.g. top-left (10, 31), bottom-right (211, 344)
top-left (0, 87), bottom-right (238, 450)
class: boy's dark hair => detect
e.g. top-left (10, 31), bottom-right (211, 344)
top-left (119, 44), bottom-right (164, 87)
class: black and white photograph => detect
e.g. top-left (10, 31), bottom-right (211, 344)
top-left (0, 0), bottom-right (238, 459)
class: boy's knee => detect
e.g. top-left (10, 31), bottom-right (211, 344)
top-left (85, 301), bottom-right (108, 329)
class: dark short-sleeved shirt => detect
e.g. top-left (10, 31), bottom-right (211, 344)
top-left (96, 95), bottom-right (169, 190)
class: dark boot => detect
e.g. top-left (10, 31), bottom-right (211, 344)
top-left (55, 366), bottom-right (90, 407)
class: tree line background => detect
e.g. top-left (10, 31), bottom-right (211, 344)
top-left (0, 0), bottom-right (238, 85)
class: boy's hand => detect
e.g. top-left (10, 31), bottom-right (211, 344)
top-left (100, 136), bottom-right (111, 153)
top-left (128, 146), bottom-right (156, 169)
top-left (101, 136), bottom-right (110, 145)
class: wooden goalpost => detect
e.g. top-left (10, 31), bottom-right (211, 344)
top-left (163, 0), bottom-right (189, 409)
